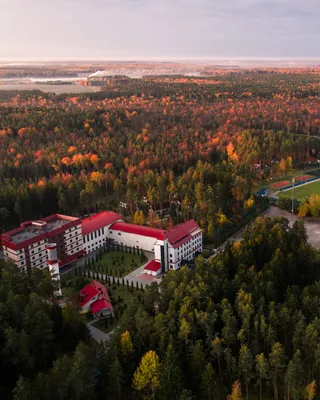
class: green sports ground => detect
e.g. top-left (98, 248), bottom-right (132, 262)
top-left (279, 180), bottom-right (320, 200)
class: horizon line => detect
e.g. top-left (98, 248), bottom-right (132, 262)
top-left (1, 56), bottom-right (320, 63)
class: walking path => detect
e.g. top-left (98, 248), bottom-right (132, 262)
top-left (87, 319), bottom-right (114, 342)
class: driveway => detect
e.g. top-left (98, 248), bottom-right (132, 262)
top-left (87, 319), bottom-right (114, 342)
top-left (123, 254), bottom-right (162, 288)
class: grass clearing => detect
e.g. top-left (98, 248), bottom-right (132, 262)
top-left (279, 180), bottom-right (320, 200)
top-left (91, 249), bottom-right (146, 277)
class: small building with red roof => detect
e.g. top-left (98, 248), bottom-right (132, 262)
top-left (80, 280), bottom-right (113, 318)
top-left (144, 259), bottom-right (162, 276)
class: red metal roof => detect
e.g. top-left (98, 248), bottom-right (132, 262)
top-left (91, 298), bottom-right (113, 314)
top-left (110, 222), bottom-right (165, 240)
top-left (82, 211), bottom-right (122, 236)
top-left (92, 280), bottom-right (111, 302)
top-left (144, 259), bottom-right (162, 272)
top-left (165, 219), bottom-right (200, 245)
top-left (80, 284), bottom-right (99, 307)
top-left (80, 280), bottom-right (113, 311)
top-left (59, 250), bottom-right (85, 268)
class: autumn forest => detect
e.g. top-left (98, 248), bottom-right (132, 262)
top-left (1, 69), bottom-right (320, 243)
top-left (2, 68), bottom-right (320, 399)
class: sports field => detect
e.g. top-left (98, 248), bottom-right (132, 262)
top-left (279, 180), bottom-right (320, 200)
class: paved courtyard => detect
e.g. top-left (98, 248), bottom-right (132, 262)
top-left (122, 251), bottom-right (162, 287)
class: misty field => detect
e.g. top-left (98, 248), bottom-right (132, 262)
top-left (0, 83), bottom-right (98, 94)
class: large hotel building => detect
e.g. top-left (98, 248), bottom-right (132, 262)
top-left (2, 211), bottom-right (203, 276)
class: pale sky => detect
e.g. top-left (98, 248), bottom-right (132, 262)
top-left (1, 0), bottom-right (319, 59)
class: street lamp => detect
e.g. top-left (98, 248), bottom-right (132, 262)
top-left (291, 178), bottom-right (295, 214)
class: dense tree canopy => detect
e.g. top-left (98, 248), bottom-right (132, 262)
top-left (2, 70), bottom-right (319, 244)
top-left (8, 217), bottom-right (320, 399)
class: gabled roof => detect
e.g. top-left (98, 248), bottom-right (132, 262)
top-left (165, 219), bottom-right (200, 245)
top-left (92, 279), bottom-right (111, 302)
top-left (82, 211), bottom-right (122, 236)
top-left (110, 222), bottom-right (166, 240)
top-left (80, 283), bottom-right (99, 307)
top-left (144, 259), bottom-right (162, 272)
top-left (79, 280), bottom-right (113, 312)
top-left (91, 298), bottom-right (113, 314)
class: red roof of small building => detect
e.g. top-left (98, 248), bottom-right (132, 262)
top-left (144, 259), bottom-right (162, 272)
top-left (80, 283), bottom-right (99, 307)
top-left (82, 211), bottom-right (122, 236)
top-left (79, 280), bottom-right (113, 311)
top-left (92, 279), bottom-right (111, 302)
top-left (110, 222), bottom-right (166, 240)
top-left (91, 298), bottom-right (113, 314)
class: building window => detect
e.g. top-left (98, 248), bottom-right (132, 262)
top-left (32, 256), bottom-right (35, 260)
top-left (19, 249), bottom-right (22, 253)
top-left (109, 231), bottom-right (113, 234)
top-left (94, 231), bottom-right (97, 239)
top-left (20, 255), bottom-right (23, 259)
top-left (118, 232), bottom-right (121, 236)
top-left (77, 247), bottom-right (79, 251)
top-left (31, 250), bottom-right (34, 254)
top-left (33, 262), bottom-right (35, 266)
top-left (21, 261), bottom-right (24, 265)
top-left (83, 236), bottom-right (86, 243)
top-left (102, 227), bottom-right (104, 235)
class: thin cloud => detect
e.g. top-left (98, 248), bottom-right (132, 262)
top-left (0, 0), bottom-right (319, 58)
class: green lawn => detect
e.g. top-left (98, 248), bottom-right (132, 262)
top-left (279, 180), bottom-right (320, 200)
top-left (91, 250), bottom-right (146, 277)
